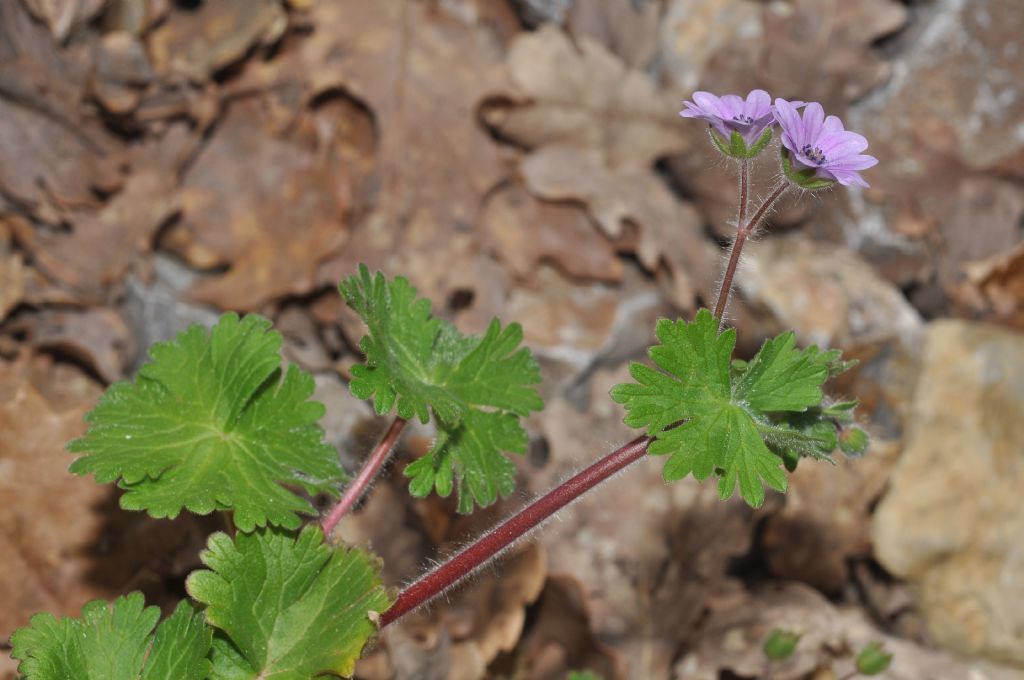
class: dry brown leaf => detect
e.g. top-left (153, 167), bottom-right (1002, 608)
top-left (521, 145), bottom-right (717, 310)
top-left (21, 0), bottom-right (105, 42)
top-left (148, 0), bottom-right (287, 82)
top-left (297, 0), bottom-right (508, 231)
top-left (567, 0), bottom-right (661, 69)
top-left (482, 23), bottom-right (687, 168)
top-left (479, 184), bottom-right (622, 283)
top-left (12, 130), bottom-right (183, 302)
top-left (964, 241), bottom-right (1024, 327)
top-left (0, 354), bottom-right (104, 638)
top-left (91, 31), bottom-right (155, 115)
top-left (0, 2), bottom-right (122, 221)
top-left (161, 97), bottom-right (348, 311)
top-left (758, 0), bottom-right (907, 109)
top-left (0, 225), bottom-right (26, 322)
top-left (514, 576), bottom-right (623, 680)
top-left (24, 308), bottom-right (136, 384)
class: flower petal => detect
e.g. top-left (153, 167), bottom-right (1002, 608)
top-left (818, 130), bottom-right (869, 159)
top-left (743, 89), bottom-right (772, 119)
top-left (802, 102), bottom-right (825, 142)
top-left (830, 153), bottom-right (878, 172)
top-left (773, 98), bottom-right (806, 147)
top-left (692, 91), bottom-right (725, 118)
top-left (826, 168), bottom-right (870, 188)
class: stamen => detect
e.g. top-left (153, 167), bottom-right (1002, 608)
top-left (732, 114), bottom-right (754, 125)
top-left (801, 143), bottom-right (827, 165)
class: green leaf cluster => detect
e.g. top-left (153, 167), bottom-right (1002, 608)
top-left (340, 265), bottom-right (544, 512)
top-left (11, 527), bottom-right (390, 680)
top-left (10, 595), bottom-right (211, 680)
top-left (68, 313), bottom-right (345, 531)
top-left (611, 309), bottom-right (860, 507)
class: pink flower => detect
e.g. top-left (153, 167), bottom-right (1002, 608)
top-left (772, 99), bottom-right (878, 188)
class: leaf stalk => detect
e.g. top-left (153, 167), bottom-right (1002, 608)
top-left (321, 416), bottom-right (408, 536)
top-left (380, 434), bottom-right (653, 626)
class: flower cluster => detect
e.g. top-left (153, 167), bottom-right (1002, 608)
top-left (680, 90), bottom-right (877, 189)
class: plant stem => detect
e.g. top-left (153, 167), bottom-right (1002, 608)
top-left (712, 180), bottom-right (789, 325)
top-left (737, 158), bottom-right (750, 234)
top-left (379, 434), bottom-right (653, 626)
top-left (321, 416), bottom-right (408, 537)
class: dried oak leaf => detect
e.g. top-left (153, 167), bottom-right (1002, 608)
top-left (567, 0), bottom-right (661, 70)
top-left (479, 184), bottom-right (622, 283)
top-left (521, 145), bottom-right (717, 310)
top-left (24, 308), bottom-right (136, 384)
top-left (0, 1), bottom-right (122, 221)
top-left (148, 0), bottom-right (287, 82)
top-left (965, 241), bottom-right (1024, 328)
top-left (299, 0), bottom-right (508, 230)
top-left (482, 23), bottom-right (688, 169)
top-left (21, 0), bottom-right (105, 43)
top-left (0, 225), bottom-right (26, 321)
top-left (163, 97), bottom-right (349, 311)
top-left (10, 128), bottom-right (184, 302)
top-left (0, 355), bottom-right (104, 637)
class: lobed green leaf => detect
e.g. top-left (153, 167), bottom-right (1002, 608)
top-left (339, 266), bottom-right (543, 511)
top-left (612, 309), bottom-right (859, 507)
top-left (10, 594), bottom-right (211, 680)
top-left (68, 313), bottom-right (345, 531)
top-left (187, 525), bottom-right (391, 679)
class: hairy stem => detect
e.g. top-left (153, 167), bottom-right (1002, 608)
top-left (737, 158), bottom-right (750, 233)
top-left (321, 416), bottom-right (408, 536)
top-left (380, 434), bottom-right (653, 626)
top-left (712, 180), bottom-right (789, 325)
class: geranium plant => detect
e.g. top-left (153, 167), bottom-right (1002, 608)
top-left (9, 92), bottom-right (876, 679)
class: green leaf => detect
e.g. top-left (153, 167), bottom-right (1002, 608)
top-left (762, 628), bottom-right (801, 661)
top-left (187, 525), bottom-right (391, 679)
top-left (68, 313), bottom-right (345, 531)
top-left (10, 595), bottom-right (211, 680)
top-left (611, 309), bottom-right (849, 508)
top-left (340, 266), bottom-right (543, 511)
top-left (855, 641), bottom-right (893, 675)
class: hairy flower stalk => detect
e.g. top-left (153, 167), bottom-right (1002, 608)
top-left (321, 416), bottom-right (408, 536)
top-left (380, 435), bottom-right (653, 626)
top-left (713, 180), bottom-right (789, 324)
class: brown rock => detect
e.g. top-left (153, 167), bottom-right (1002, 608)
top-left (674, 582), bottom-right (973, 680)
top-left (738, 235), bottom-right (923, 349)
top-left (873, 320), bottom-right (1024, 670)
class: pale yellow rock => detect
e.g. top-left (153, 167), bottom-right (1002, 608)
top-left (873, 320), bottom-right (1024, 671)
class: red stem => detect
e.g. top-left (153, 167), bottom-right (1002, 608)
top-left (712, 180), bottom-right (788, 325)
top-left (321, 416), bottom-right (408, 537)
top-left (380, 434), bottom-right (653, 626)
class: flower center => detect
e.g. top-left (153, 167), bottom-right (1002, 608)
top-left (732, 114), bottom-right (754, 125)
top-left (801, 144), bottom-right (827, 165)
